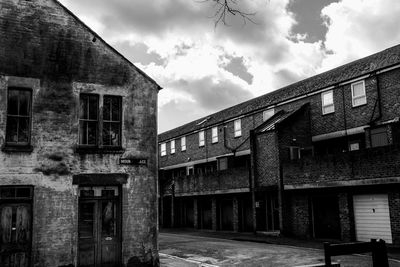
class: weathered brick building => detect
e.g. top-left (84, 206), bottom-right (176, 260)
top-left (0, 0), bottom-right (160, 266)
top-left (159, 44), bottom-right (400, 246)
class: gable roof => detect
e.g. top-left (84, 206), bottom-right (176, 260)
top-left (53, 0), bottom-right (162, 90)
top-left (255, 103), bottom-right (309, 133)
top-left (159, 44), bottom-right (400, 142)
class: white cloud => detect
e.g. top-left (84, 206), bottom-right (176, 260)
top-left (320, 0), bottom-right (400, 71)
top-left (58, 0), bottom-right (400, 132)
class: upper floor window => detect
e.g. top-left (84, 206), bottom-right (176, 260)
top-left (160, 143), bottom-right (166, 156)
top-left (170, 140), bottom-right (175, 154)
top-left (6, 88), bottom-right (32, 146)
top-left (103, 96), bottom-right (122, 146)
top-left (351, 80), bottom-right (367, 107)
top-left (234, 119), bottom-right (242, 137)
top-left (181, 136), bottom-right (186, 151)
top-left (263, 108), bottom-right (275, 121)
top-left (321, 90), bottom-right (335, 114)
top-left (212, 127), bottom-right (218, 143)
top-left (199, 131), bottom-right (205, 147)
top-left (79, 94), bottom-right (99, 145)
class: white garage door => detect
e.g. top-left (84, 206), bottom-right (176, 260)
top-left (353, 194), bottom-right (392, 244)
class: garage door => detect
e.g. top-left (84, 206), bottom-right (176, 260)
top-left (353, 194), bottom-right (392, 243)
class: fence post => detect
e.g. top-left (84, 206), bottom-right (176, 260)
top-left (324, 242), bottom-right (331, 266)
top-left (372, 239), bottom-right (389, 267)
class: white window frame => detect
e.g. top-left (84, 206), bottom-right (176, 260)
top-left (181, 136), bottom-right (186, 151)
top-left (160, 143), bottom-right (166, 156)
top-left (212, 127), bottom-right (218, 143)
top-left (321, 90), bottom-right (335, 115)
top-left (263, 108), bottom-right (275, 121)
top-left (351, 80), bottom-right (367, 107)
top-left (234, 119), bottom-right (242, 137)
top-left (199, 130), bottom-right (205, 147)
top-left (170, 140), bottom-right (175, 154)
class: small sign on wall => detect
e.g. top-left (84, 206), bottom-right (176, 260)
top-left (119, 158), bottom-right (148, 166)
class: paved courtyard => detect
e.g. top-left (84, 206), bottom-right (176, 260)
top-left (159, 232), bottom-right (400, 267)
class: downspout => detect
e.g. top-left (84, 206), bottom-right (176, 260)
top-left (370, 72), bottom-right (383, 125)
top-left (341, 84), bottom-right (354, 178)
top-left (249, 130), bottom-right (257, 234)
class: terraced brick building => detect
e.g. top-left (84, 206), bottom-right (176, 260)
top-left (159, 44), bottom-right (400, 246)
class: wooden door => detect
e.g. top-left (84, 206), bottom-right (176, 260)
top-left (0, 203), bottom-right (31, 267)
top-left (78, 188), bottom-right (121, 267)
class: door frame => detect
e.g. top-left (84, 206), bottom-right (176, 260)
top-left (77, 185), bottom-right (122, 267)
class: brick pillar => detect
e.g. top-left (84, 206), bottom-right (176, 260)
top-left (193, 198), bottom-right (198, 229)
top-left (338, 193), bottom-right (352, 242)
top-left (212, 197), bottom-right (217, 231)
top-left (233, 197), bottom-right (239, 232)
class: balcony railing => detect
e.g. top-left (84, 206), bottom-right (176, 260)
top-left (162, 167), bottom-right (250, 195)
top-left (283, 144), bottom-right (400, 186)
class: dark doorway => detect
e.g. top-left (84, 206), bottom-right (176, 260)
top-left (256, 193), bottom-right (280, 231)
top-left (312, 195), bottom-right (341, 239)
top-left (162, 196), bottom-right (172, 228)
top-left (78, 187), bottom-right (121, 267)
top-left (0, 186), bottom-right (33, 267)
top-left (175, 198), bottom-right (194, 228)
top-left (198, 198), bottom-right (212, 229)
top-left (238, 197), bottom-right (253, 232)
top-left (217, 199), bottom-right (233, 231)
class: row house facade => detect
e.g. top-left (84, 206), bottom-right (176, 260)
top-left (159, 44), bottom-right (400, 246)
top-left (0, 0), bottom-right (160, 266)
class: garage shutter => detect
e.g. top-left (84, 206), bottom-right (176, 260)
top-left (353, 194), bottom-right (392, 244)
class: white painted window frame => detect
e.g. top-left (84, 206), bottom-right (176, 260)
top-left (321, 90), bottom-right (335, 115)
top-left (351, 80), bottom-right (367, 107)
top-left (181, 136), bottom-right (186, 151)
top-left (199, 130), bottom-right (205, 147)
top-left (263, 108), bottom-right (275, 121)
top-left (234, 119), bottom-right (242, 137)
top-left (160, 143), bottom-right (166, 156)
top-left (170, 139), bottom-right (175, 154)
top-left (212, 127), bottom-right (218, 143)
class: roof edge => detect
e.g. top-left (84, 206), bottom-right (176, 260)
top-left (53, 0), bottom-right (162, 90)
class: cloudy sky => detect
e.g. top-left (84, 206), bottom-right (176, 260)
top-left (59, 0), bottom-right (400, 133)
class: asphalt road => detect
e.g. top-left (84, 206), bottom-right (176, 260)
top-left (159, 232), bottom-right (400, 267)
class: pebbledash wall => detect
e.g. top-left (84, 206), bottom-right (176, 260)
top-left (159, 44), bottom-right (400, 245)
top-left (0, 0), bottom-right (160, 266)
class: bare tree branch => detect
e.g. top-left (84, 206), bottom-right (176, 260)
top-left (197, 0), bottom-right (258, 27)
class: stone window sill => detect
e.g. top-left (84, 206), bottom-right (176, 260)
top-left (75, 145), bottom-right (125, 154)
top-left (1, 145), bottom-right (34, 153)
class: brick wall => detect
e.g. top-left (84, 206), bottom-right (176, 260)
top-left (0, 0), bottom-right (159, 266)
top-left (254, 132), bottom-right (279, 187)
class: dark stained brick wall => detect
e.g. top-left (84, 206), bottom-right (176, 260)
top-left (0, 0), bottom-right (159, 266)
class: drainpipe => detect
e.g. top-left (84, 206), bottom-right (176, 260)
top-left (370, 72), bottom-right (383, 125)
top-left (249, 130), bottom-right (257, 234)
